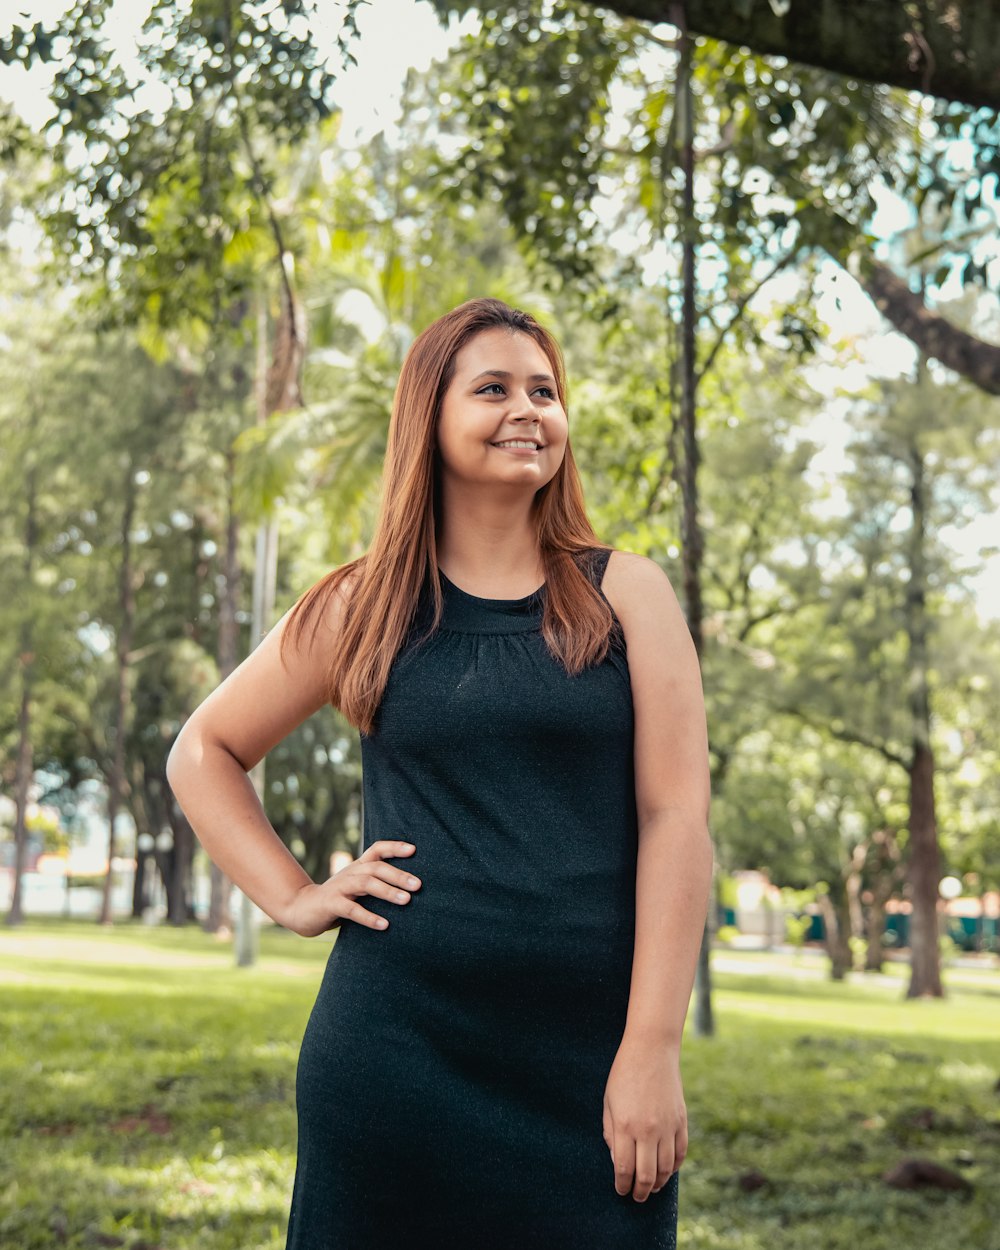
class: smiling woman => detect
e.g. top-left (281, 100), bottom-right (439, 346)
top-left (431, 326), bottom-right (571, 598)
top-left (167, 296), bottom-right (712, 1249)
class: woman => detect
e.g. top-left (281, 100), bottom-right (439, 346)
top-left (166, 296), bottom-right (713, 1248)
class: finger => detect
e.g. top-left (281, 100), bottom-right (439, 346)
top-left (352, 861), bottom-right (422, 893)
top-left (652, 1136), bottom-right (676, 1193)
top-left (363, 840), bottom-right (416, 860)
top-left (347, 900), bottom-right (390, 930)
top-left (355, 872), bottom-right (414, 906)
top-left (675, 1117), bottom-right (688, 1170)
top-left (613, 1129), bottom-right (635, 1197)
top-left (632, 1137), bottom-right (659, 1202)
top-left (386, 866), bottom-right (421, 891)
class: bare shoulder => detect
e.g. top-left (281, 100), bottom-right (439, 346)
top-left (291, 565), bottom-right (361, 648)
top-left (601, 549), bottom-right (684, 632)
top-left (168, 565), bottom-right (360, 776)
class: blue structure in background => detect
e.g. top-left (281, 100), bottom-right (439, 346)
top-left (800, 910), bottom-right (997, 952)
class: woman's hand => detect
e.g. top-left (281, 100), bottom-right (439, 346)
top-left (283, 840), bottom-right (421, 938)
top-left (602, 1034), bottom-right (687, 1202)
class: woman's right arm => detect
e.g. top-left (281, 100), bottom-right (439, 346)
top-left (167, 576), bottom-right (423, 935)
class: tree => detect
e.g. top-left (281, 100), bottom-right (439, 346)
top-left (428, 0), bottom-right (1000, 110)
top-left (0, 0), bottom-right (358, 936)
top-left (0, 279), bottom-right (100, 923)
top-left (767, 346), bottom-right (1000, 995)
top-left (422, 1), bottom-right (1000, 395)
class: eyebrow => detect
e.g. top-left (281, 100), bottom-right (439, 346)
top-left (469, 369), bottom-right (556, 385)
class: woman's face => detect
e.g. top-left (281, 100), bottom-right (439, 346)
top-left (436, 327), bottom-right (569, 497)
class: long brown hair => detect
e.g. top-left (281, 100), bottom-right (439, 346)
top-left (280, 296), bottom-right (617, 736)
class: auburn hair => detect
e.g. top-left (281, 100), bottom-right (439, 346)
top-left (280, 296), bottom-right (618, 737)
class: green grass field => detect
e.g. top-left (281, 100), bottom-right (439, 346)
top-left (1, 919), bottom-right (997, 1249)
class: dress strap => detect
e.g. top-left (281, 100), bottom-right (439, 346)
top-left (575, 546), bottom-right (613, 591)
top-left (589, 547), bottom-right (612, 589)
top-left (574, 546), bottom-right (627, 654)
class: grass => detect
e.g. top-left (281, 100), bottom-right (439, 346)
top-left (1, 919), bottom-right (998, 1249)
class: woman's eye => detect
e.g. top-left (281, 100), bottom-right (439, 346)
top-left (478, 384), bottom-right (555, 398)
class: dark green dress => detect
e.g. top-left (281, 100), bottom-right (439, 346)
top-left (285, 546), bottom-right (679, 1248)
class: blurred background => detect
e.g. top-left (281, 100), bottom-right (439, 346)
top-left (1, 2), bottom-right (998, 1247)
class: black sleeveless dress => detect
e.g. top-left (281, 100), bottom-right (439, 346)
top-left (284, 547), bottom-right (680, 1248)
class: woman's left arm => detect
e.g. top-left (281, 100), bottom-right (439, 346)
top-left (601, 551), bottom-right (715, 1204)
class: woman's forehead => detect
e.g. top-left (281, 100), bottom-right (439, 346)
top-left (454, 328), bottom-right (552, 378)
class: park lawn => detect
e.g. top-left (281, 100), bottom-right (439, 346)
top-left (0, 920), bottom-right (996, 1250)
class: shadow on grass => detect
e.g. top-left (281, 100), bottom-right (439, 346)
top-left (1, 1142), bottom-right (294, 1250)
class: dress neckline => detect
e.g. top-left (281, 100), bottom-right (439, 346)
top-left (437, 566), bottom-right (546, 606)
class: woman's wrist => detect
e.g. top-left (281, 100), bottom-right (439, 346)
top-left (621, 1022), bottom-right (684, 1052)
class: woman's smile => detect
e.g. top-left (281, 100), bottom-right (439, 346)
top-left (435, 326), bottom-right (568, 494)
top-left (490, 439), bottom-right (544, 456)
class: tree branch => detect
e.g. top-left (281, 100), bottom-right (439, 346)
top-left (774, 701), bottom-right (912, 771)
top-left (845, 249), bottom-right (1000, 396)
top-left (696, 248), bottom-right (799, 390)
top-left (569, 0), bottom-right (1000, 109)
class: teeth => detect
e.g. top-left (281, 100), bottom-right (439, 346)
top-left (494, 440), bottom-right (539, 449)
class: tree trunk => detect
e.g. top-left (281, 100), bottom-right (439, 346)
top-left (132, 847), bottom-right (150, 916)
top-left (234, 282), bottom-right (290, 967)
top-left (864, 893), bottom-right (886, 972)
top-left (845, 839), bottom-right (867, 950)
top-left (129, 776), bottom-right (152, 917)
top-left (161, 804), bottom-right (192, 924)
top-left (100, 467), bottom-right (137, 926)
top-left (6, 704), bottom-right (30, 926)
top-left (131, 790), bottom-right (151, 920)
top-left (863, 826), bottom-right (904, 972)
top-left (903, 418), bottom-right (943, 998)
top-left (205, 443), bottom-right (241, 935)
top-left (670, 1), bottom-right (714, 1040)
top-left (817, 887), bottom-right (852, 980)
top-left (5, 468), bottom-right (38, 928)
top-left (835, 890), bottom-right (855, 977)
top-left (584, 0), bottom-right (1000, 108)
top-left (168, 818), bottom-right (194, 925)
top-left (907, 746), bottom-right (942, 996)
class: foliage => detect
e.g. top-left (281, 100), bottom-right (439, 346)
top-left (421, 0), bottom-right (999, 376)
top-left (1, 0), bottom-right (353, 333)
top-left (433, 1), bottom-right (638, 296)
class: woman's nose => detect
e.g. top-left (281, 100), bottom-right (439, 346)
top-left (510, 392), bottom-right (539, 415)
